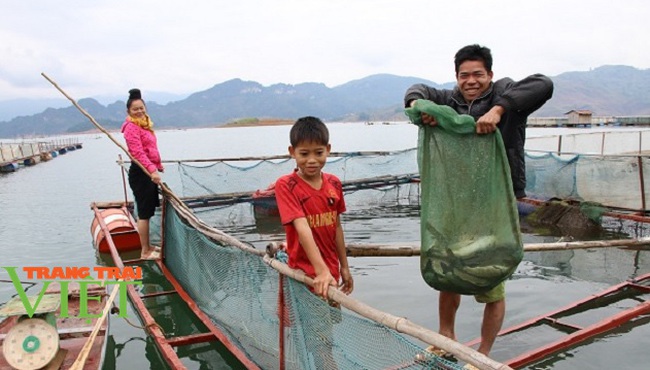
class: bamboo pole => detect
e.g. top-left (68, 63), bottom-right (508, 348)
top-left (42, 73), bottom-right (199, 226)
top-left (150, 149), bottom-right (414, 163)
top-left (262, 255), bottom-right (513, 370)
top-left (42, 74), bottom-right (267, 253)
top-left (345, 237), bottom-right (650, 257)
top-left (523, 237), bottom-right (650, 251)
top-left (69, 281), bottom-right (121, 370)
top-left (41, 73), bottom-right (153, 179)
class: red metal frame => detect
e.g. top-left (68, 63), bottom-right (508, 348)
top-left (465, 273), bottom-right (650, 368)
top-left (93, 203), bottom-right (186, 369)
top-left (92, 203), bottom-right (261, 369)
top-left (278, 274), bottom-right (286, 370)
top-left (156, 262), bottom-right (260, 369)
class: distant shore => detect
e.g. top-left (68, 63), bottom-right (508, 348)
top-left (221, 118), bottom-right (294, 128)
top-left (40, 118), bottom-right (298, 137)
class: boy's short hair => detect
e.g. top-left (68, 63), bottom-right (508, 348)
top-left (454, 44), bottom-right (493, 74)
top-left (290, 116), bottom-right (330, 147)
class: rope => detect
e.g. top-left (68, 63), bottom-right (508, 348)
top-left (110, 305), bottom-right (167, 335)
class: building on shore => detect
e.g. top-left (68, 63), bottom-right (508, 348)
top-left (528, 113), bottom-right (650, 127)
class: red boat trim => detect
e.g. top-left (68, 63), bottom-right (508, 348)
top-left (92, 203), bottom-right (261, 369)
top-left (166, 332), bottom-right (218, 347)
top-left (507, 299), bottom-right (650, 368)
top-left (464, 273), bottom-right (650, 368)
top-left (156, 261), bottom-right (261, 369)
top-left (91, 204), bottom-right (187, 369)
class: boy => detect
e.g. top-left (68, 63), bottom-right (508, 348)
top-left (275, 116), bottom-right (353, 300)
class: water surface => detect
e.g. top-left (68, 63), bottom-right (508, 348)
top-left (1, 123), bottom-right (648, 369)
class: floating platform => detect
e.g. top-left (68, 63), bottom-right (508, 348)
top-left (0, 138), bottom-right (83, 173)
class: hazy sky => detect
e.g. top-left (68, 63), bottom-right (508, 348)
top-left (2, 0), bottom-right (648, 102)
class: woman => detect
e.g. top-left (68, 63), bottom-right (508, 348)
top-left (121, 88), bottom-right (164, 260)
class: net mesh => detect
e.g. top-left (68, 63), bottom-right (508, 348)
top-left (123, 129), bottom-right (650, 369)
top-left (524, 129), bottom-right (650, 210)
top-left (405, 100), bottom-right (523, 295)
top-left (161, 150), bottom-right (419, 198)
top-left (142, 132), bottom-right (649, 213)
top-left (525, 152), bottom-right (649, 210)
top-left (162, 201), bottom-right (463, 370)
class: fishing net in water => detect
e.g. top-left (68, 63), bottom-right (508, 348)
top-left (119, 128), bottom-right (649, 222)
top-left (112, 126), bottom-right (650, 370)
top-left (161, 197), bottom-right (466, 370)
top-left (405, 100), bottom-right (523, 295)
top-left (525, 151), bottom-right (650, 211)
top-left (161, 149), bottom-right (419, 198)
top-left (141, 150), bottom-right (422, 232)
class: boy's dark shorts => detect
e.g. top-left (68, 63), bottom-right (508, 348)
top-left (128, 165), bottom-right (159, 220)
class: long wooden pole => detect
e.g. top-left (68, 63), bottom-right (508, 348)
top-left (262, 255), bottom-right (513, 370)
top-left (41, 73), bottom-right (196, 218)
top-left (41, 73), bottom-right (153, 177)
top-left (345, 237), bottom-right (650, 257)
top-left (69, 281), bottom-right (121, 370)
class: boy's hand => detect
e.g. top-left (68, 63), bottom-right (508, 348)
top-left (313, 270), bottom-right (337, 300)
top-left (339, 266), bottom-right (354, 295)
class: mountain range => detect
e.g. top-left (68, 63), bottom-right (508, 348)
top-left (1, 65), bottom-right (648, 138)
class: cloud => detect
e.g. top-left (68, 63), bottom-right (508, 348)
top-left (0, 0), bottom-right (648, 104)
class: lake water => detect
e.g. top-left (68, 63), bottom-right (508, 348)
top-left (1, 122), bottom-right (649, 369)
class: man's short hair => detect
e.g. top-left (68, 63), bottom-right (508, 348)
top-left (290, 116), bottom-right (330, 147)
top-left (454, 44), bottom-right (493, 73)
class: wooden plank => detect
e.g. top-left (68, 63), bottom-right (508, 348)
top-left (166, 332), bottom-right (217, 347)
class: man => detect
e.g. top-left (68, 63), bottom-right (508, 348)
top-left (404, 44), bottom-right (553, 357)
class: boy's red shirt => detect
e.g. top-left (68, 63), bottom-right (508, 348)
top-left (275, 170), bottom-right (346, 281)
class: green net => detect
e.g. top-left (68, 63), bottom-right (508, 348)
top-left (524, 152), bottom-right (650, 210)
top-left (405, 100), bottom-right (523, 295)
top-left (162, 198), bottom-right (465, 369)
top-left (121, 132), bottom-right (650, 214)
top-left (120, 127), bottom-right (650, 370)
top-left (162, 150), bottom-right (419, 198)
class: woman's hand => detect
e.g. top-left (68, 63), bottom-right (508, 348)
top-left (151, 171), bottom-right (162, 185)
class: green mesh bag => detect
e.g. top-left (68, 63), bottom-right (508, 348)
top-left (405, 99), bottom-right (523, 295)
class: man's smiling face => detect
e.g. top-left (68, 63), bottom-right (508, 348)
top-left (456, 60), bottom-right (493, 103)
